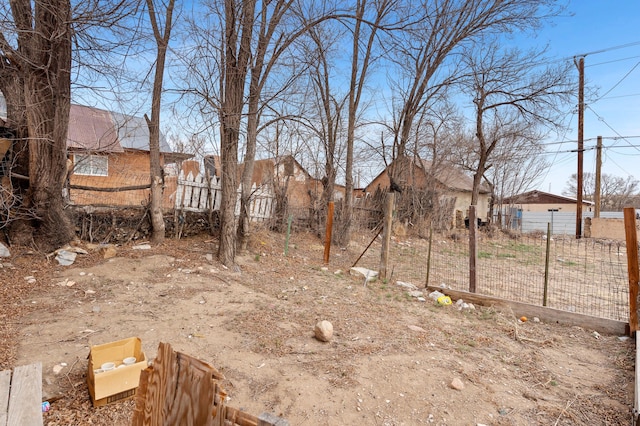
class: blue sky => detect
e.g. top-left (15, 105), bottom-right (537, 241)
top-left (531, 0), bottom-right (640, 194)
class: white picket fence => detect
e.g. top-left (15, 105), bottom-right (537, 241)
top-left (174, 171), bottom-right (275, 222)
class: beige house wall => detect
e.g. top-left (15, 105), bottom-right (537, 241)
top-left (588, 217), bottom-right (640, 240)
top-left (517, 203), bottom-right (595, 214)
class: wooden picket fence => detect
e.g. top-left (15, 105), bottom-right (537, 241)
top-left (174, 171), bottom-right (275, 222)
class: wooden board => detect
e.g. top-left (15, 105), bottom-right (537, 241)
top-left (6, 363), bottom-right (42, 426)
top-left (0, 370), bottom-right (11, 426)
top-left (427, 286), bottom-right (628, 336)
top-left (636, 336), bottom-right (640, 426)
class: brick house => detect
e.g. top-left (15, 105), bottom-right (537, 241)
top-left (66, 104), bottom-right (191, 208)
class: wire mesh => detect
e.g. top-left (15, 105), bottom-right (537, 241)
top-left (364, 231), bottom-right (630, 322)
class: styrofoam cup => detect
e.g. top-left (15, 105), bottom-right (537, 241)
top-left (123, 357), bottom-right (136, 365)
top-left (101, 362), bottom-right (115, 371)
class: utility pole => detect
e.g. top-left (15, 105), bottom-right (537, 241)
top-left (575, 56), bottom-right (585, 239)
top-left (595, 136), bottom-right (602, 218)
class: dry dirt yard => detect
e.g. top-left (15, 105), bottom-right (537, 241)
top-left (0, 230), bottom-right (634, 425)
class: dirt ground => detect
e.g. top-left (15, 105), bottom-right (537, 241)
top-left (0, 230), bottom-right (635, 425)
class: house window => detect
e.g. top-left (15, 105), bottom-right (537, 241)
top-left (73, 154), bottom-right (108, 176)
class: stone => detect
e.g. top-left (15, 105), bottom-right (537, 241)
top-left (407, 325), bottom-right (426, 333)
top-left (55, 250), bottom-right (77, 266)
top-left (0, 242), bottom-right (10, 258)
top-left (428, 290), bottom-right (444, 300)
top-left (101, 245), bottom-right (117, 259)
top-left (350, 267), bottom-right (378, 282)
top-left (52, 365), bottom-right (64, 375)
top-left (314, 320), bottom-right (333, 342)
top-left (407, 290), bottom-right (423, 298)
top-left (450, 377), bottom-right (465, 390)
top-left (396, 281), bottom-right (417, 290)
top-left (133, 244), bottom-right (152, 250)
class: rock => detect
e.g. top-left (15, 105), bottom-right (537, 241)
top-left (450, 377), bottom-right (464, 390)
top-left (0, 242), bottom-right (10, 258)
top-left (101, 245), bottom-right (117, 259)
top-left (407, 290), bottom-right (423, 298)
top-left (52, 365), bottom-right (64, 375)
top-left (417, 297), bottom-right (426, 302)
top-left (320, 267), bottom-right (329, 271)
top-left (133, 244), bottom-right (152, 250)
top-left (407, 325), bottom-right (426, 333)
top-left (533, 317), bottom-right (540, 323)
top-left (55, 250), bottom-right (77, 266)
top-left (314, 320), bottom-right (333, 342)
top-left (350, 267), bottom-right (378, 282)
top-left (428, 290), bottom-right (444, 301)
top-left (396, 281), bottom-right (417, 290)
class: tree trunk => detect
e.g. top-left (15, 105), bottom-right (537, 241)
top-left (22, 0), bottom-right (75, 250)
top-left (145, 0), bottom-right (176, 245)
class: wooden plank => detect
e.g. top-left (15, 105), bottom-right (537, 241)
top-left (7, 363), bottom-right (42, 426)
top-left (633, 336), bottom-right (640, 425)
top-left (427, 286), bottom-right (628, 336)
top-left (624, 207), bottom-right (639, 334)
top-left (0, 370), bottom-right (11, 426)
top-left (379, 193), bottom-right (394, 278)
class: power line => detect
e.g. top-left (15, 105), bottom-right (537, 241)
top-left (586, 55), bottom-right (640, 68)
top-left (586, 106), bottom-right (640, 153)
top-left (593, 60), bottom-right (640, 103)
top-left (575, 40), bottom-right (640, 58)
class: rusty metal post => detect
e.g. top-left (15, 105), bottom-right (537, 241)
top-left (323, 202), bottom-right (334, 264)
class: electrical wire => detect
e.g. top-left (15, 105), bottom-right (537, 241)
top-left (586, 106), bottom-right (640, 153)
top-left (593, 61), bottom-right (640, 103)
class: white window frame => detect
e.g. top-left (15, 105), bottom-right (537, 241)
top-left (73, 154), bottom-right (108, 176)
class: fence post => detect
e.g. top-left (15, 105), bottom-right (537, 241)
top-left (424, 225), bottom-right (433, 288)
top-left (284, 214), bottom-right (293, 256)
top-left (469, 205), bottom-right (477, 293)
top-left (379, 192), bottom-right (394, 280)
top-left (624, 207), bottom-right (639, 335)
top-left (543, 222), bottom-right (551, 306)
top-left (323, 202), bottom-right (334, 264)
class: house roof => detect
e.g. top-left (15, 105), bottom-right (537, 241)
top-left (68, 104), bottom-right (173, 153)
top-left (366, 157), bottom-right (490, 194)
top-left (416, 158), bottom-right (491, 193)
top-left (502, 190), bottom-right (594, 205)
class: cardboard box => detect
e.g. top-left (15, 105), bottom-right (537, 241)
top-left (86, 337), bottom-right (147, 407)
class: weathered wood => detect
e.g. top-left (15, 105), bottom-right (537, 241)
top-left (468, 205), bottom-right (477, 293)
top-left (636, 336), bottom-right (640, 426)
top-left (379, 192), bottom-right (394, 279)
top-left (6, 363), bottom-right (42, 426)
top-left (69, 184), bottom-right (151, 192)
top-left (323, 201), bottom-right (334, 264)
top-left (426, 286), bottom-right (628, 336)
top-left (624, 207), bottom-right (639, 334)
top-left (133, 343), bottom-right (285, 426)
top-left (0, 370), bottom-right (11, 426)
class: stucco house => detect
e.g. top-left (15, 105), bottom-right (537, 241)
top-left (501, 190), bottom-right (594, 214)
top-left (364, 157), bottom-right (491, 228)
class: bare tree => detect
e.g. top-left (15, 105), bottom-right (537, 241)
top-left (563, 172), bottom-right (640, 211)
top-left (386, 0), bottom-right (563, 189)
top-left (460, 41), bottom-right (573, 206)
top-left (0, 0), bottom-right (75, 249)
top-left (145, 0), bottom-right (176, 244)
top-left (339, 0), bottom-right (395, 245)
